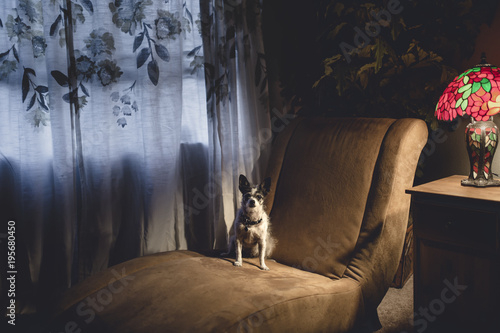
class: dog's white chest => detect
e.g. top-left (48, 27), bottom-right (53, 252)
top-left (242, 227), bottom-right (260, 244)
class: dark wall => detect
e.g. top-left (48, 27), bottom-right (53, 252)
top-left (262, 0), bottom-right (500, 181)
top-left (262, 0), bottom-right (322, 114)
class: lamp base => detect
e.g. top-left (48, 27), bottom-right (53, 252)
top-left (461, 177), bottom-right (500, 187)
top-left (463, 118), bottom-right (499, 188)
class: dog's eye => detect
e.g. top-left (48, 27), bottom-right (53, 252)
top-left (244, 194), bottom-right (251, 200)
top-left (256, 195), bottom-right (263, 200)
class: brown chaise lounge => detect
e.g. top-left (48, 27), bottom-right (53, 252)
top-left (47, 117), bottom-right (427, 332)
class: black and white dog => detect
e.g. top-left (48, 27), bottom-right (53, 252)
top-left (222, 174), bottom-right (276, 270)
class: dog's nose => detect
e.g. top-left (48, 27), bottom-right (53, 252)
top-left (249, 199), bottom-right (256, 207)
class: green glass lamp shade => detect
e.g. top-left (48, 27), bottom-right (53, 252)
top-left (435, 55), bottom-right (500, 187)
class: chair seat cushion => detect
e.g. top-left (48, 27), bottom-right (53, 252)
top-left (49, 251), bottom-right (364, 332)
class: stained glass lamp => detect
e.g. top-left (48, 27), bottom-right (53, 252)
top-left (435, 53), bottom-right (500, 187)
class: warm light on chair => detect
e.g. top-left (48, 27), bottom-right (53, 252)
top-left (435, 53), bottom-right (500, 187)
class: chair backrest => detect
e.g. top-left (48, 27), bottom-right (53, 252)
top-left (265, 117), bottom-right (427, 307)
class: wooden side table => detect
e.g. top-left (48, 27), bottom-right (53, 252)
top-left (406, 175), bottom-right (500, 333)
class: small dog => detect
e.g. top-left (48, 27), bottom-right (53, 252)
top-left (222, 174), bottom-right (276, 270)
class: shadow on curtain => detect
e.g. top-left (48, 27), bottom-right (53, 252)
top-left (0, 0), bottom-right (271, 319)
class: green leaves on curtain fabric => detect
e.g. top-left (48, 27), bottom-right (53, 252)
top-left (1, 0), bottom-right (202, 128)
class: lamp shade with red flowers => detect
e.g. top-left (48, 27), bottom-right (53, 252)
top-left (435, 54), bottom-right (500, 187)
top-left (436, 65), bottom-right (500, 122)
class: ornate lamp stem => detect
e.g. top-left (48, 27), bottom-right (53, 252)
top-left (462, 117), bottom-right (500, 187)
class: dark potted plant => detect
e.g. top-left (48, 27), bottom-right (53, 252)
top-left (312, 0), bottom-right (499, 130)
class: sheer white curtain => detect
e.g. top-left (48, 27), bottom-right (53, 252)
top-left (201, 0), bottom-right (271, 249)
top-left (0, 0), bottom-right (270, 314)
top-left (68, 0), bottom-right (209, 273)
top-left (0, 0), bottom-right (79, 312)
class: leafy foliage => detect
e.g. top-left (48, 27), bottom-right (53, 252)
top-left (273, 0), bottom-right (498, 130)
top-left (22, 67), bottom-right (50, 114)
top-left (312, 0), bottom-right (499, 129)
top-left (0, 46), bottom-right (19, 79)
top-left (133, 21), bottom-right (173, 86)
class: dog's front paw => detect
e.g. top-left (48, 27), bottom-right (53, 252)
top-left (233, 261), bottom-right (242, 267)
top-left (260, 264), bottom-right (270, 271)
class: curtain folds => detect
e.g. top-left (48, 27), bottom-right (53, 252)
top-left (201, 0), bottom-right (270, 249)
top-left (0, 0), bottom-right (269, 314)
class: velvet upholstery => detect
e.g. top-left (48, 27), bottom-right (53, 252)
top-left (47, 117), bottom-right (427, 333)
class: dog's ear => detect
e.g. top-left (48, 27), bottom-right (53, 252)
top-left (260, 177), bottom-right (271, 196)
top-left (239, 174), bottom-right (251, 193)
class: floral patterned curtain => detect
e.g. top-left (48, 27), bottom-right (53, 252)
top-left (0, 0), bottom-right (269, 316)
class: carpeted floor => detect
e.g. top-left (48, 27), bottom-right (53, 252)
top-left (376, 275), bottom-right (414, 333)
